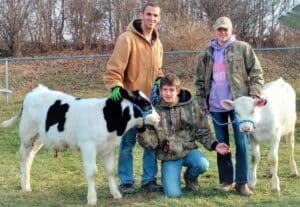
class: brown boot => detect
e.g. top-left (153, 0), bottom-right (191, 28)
top-left (217, 182), bottom-right (235, 192)
top-left (184, 174), bottom-right (200, 192)
top-left (235, 183), bottom-right (253, 196)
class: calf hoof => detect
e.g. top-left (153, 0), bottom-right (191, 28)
top-left (21, 186), bottom-right (32, 192)
top-left (87, 200), bottom-right (97, 206)
top-left (112, 190), bottom-right (122, 199)
top-left (291, 173), bottom-right (299, 178)
top-left (271, 188), bottom-right (281, 197)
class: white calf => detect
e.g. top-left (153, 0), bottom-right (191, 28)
top-left (221, 78), bottom-right (298, 193)
top-left (1, 85), bottom-right (160, 205)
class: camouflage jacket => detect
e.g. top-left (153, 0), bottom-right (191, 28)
top-left (137, 89), bottom-right (218, 161)
top-left (195, 40), bottom-right (264, 110)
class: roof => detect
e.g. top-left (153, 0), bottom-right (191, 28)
top-left (278, 4), bottom-right (300, 30)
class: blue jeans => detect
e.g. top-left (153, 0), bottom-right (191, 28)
top-left (161, 149), bottom-right (209, 197)
top-left (211, 110), bottom-right (249, 184)
top-left (118, 127), bottom-right (158, 186)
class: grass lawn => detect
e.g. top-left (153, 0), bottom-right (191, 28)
top-left (0, 85), bottom-right (299, 207)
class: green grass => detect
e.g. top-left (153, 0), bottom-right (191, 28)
top-left (0, 87), bottom-right (300, 207)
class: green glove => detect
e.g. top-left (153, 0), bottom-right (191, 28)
top-left (154, 78), bottom-right (161, 88)
top-left (150, 78), bottom-right (161, 104)
top-left (111, 86), bottom-right (122, 101)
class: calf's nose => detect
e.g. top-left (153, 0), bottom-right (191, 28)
top-left (241, 126), bottom-right (251, 133)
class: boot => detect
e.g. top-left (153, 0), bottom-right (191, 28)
top-left (235, 183), bottom-right (253, 196)
top-left (184, 174), bottom-right (200, 192)
top-left (217, 182), bottom-right (235, 192)
top-left (141, 181), bottom-right (163, 192)
top-left (119, 184), bottom-right (136, 195)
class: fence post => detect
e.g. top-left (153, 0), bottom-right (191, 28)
top-left (0, 59), bottom-right (12, 104)
top-left (5, 59), bottom-right (9, 103)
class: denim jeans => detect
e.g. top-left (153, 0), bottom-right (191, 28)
top-left (161, 149), bottom-right (209, 197)
top-left (118, 127), bottom-right (158, 186)
top-left (211, 110), bottom-right (249, 184)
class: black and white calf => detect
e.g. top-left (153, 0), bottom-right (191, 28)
top-left (1, 85), bottom-right (160, 205)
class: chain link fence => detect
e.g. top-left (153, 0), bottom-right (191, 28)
top-left (0, 47), bottom-right (299, 103)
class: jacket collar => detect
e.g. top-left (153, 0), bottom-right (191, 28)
top-left (127, 19), bottom-right (158, 42)
top-left (157, 89), bottom-right (192, 108)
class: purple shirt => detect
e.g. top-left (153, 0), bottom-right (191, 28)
top-left (209, 36), bottom-right (236, 112)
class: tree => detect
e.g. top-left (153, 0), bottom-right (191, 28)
top-left (0, 0), bottom-right (32, 56)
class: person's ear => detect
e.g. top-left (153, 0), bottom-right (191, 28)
top-left (139, 12), bottom-right (143, 19)
top-left (176, 87), bottom-right (180, 95)
top-left (157, 14), bottom-right (161, 23)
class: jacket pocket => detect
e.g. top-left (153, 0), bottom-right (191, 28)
top-left (230, 56), bottom-right (245, 73)
top-left (125, 63), bottom-right (141, 83)
top-left (168, 138), bottom-right (184, 155)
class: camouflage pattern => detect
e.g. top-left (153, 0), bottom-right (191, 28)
top-left (195, 40), bottom-right (264, 110)
top-left (137, 89), bottom-right (217, 161)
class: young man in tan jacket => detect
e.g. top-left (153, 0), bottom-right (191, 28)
top-left (103, 2), bottom-right (163, 194)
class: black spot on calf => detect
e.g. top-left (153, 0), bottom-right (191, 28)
top-left (103, 99), bottom-right (131, 136)
top-left (45, 100), bottom-right (70, 132)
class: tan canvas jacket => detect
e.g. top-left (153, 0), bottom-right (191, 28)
top-left (103, 19), bottom-right (164, 98)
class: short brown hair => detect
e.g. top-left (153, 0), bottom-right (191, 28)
top-left (160, 73), bottom-right (181, 89)
top-left (142, 2), bottom-right (160, 13)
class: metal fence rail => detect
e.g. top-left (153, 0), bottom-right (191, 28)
top-left (1, 47), bottom-right (300, 63)
top-left (0, 47), bottom-right (299, 104)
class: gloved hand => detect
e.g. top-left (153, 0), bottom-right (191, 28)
top-left (150, 78), bottom-right (161, 105)
top-left (111, 86), bottom-right (122, 101)
top-left (154, 78), bottom-right (161, 88)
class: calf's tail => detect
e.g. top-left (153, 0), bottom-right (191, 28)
top-left (1, 110), bottom-right (22, 127)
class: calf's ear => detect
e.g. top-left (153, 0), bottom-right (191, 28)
top-left (221, 100), bottom-right (234, 110)
top-left (120, 88), bottom-right (130, 99)
top-left (255, 98), bottom-right (267, 107)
